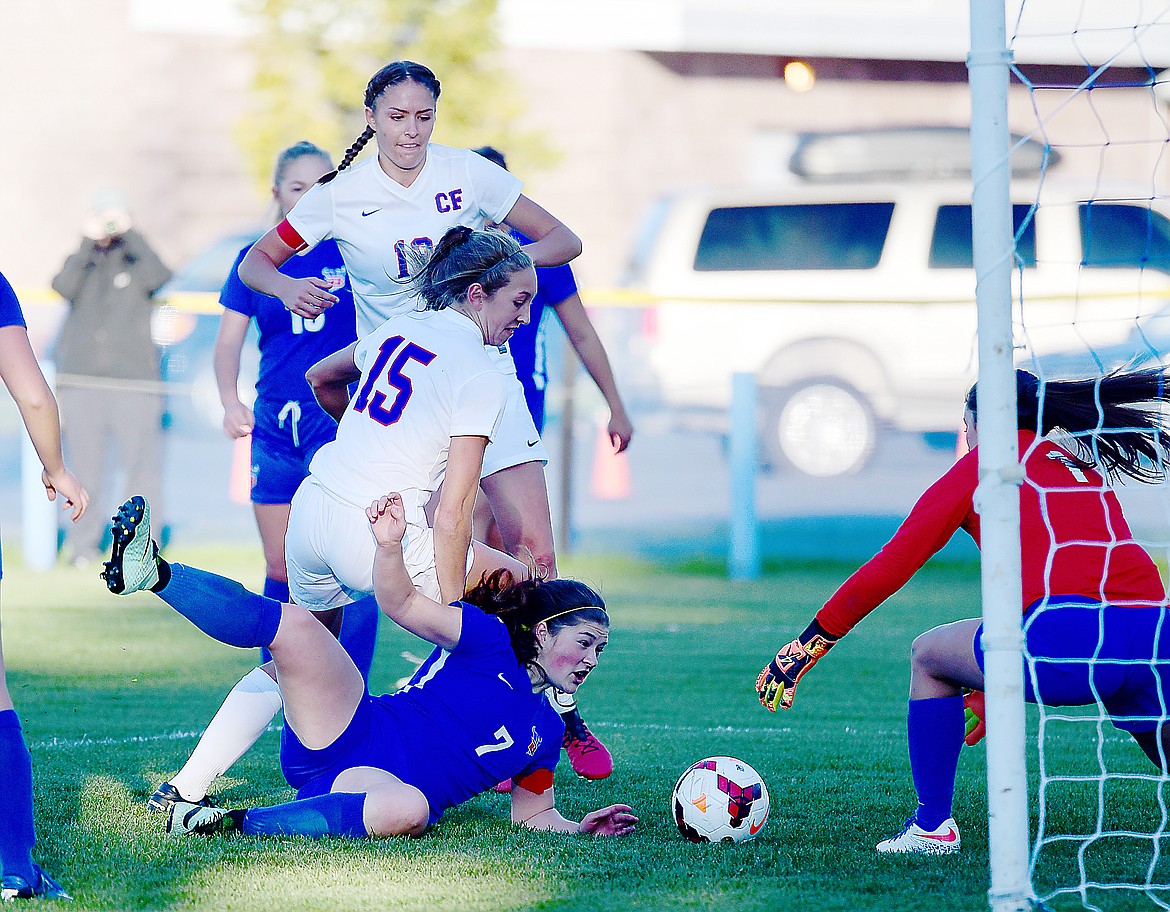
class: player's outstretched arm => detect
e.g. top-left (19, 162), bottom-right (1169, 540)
top-left (510, 782), bottom-right (637, 836)
top-left (239, 227), bottom-right (338, 319)
top-left (306, 342), bottom-right (360, 422)
top-left (0, 326), bottom-right (88, 521)
top-left (432, 436), bottom-right (488, 604)
top-left (756, 618), bottom-right (839, 711)
top-left (213, 309), bottom-right (255, 439)
top-left (368, 492), bottom-right (461, 649)
top-left (553, 293), bottom-right (634, 452)
top-left (501, 195), bottom-right (582, 267)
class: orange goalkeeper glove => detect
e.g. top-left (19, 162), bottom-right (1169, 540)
top-left (756, 619), bottom-right (839, 712)
top-left (963, 689), bottom-right (986, 746)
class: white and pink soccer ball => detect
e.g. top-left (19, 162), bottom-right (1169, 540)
top-left (672, 756), bottom-right (770, 844)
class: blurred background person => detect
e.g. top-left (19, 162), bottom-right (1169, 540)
top-left (50, 189), bottom-right (171, 566)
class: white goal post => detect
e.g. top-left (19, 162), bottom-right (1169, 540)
top-left (969, 3), bottom-right (1032, 910)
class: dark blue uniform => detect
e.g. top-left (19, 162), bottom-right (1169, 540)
top-left (507, 231), bottom-right (578, 432)
top-left (219, 241), bottom-right (357, 503)
top-left (281, 604), bottom-right (564, 825)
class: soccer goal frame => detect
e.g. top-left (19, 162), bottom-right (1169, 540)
top-left (969, 2), bottom-right (1033, 911)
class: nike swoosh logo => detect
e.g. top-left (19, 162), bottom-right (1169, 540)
top-left (749, 805), bottom-right (769, 835)
top-left (361, 208), bottom-right (381, 217)
top-left (921, 827), bottom-right (959, 843)
top-left (498, 672), bottom-right (513, 689)
top-left (526, 439), bottom-right (539, 447)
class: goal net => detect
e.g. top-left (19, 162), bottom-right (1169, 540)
top-left (975, 2), bottom-right (1170, 910)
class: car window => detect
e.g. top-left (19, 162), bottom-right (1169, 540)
top-left (1080, 203), bottom-right (1170, 273)
top-left (693, 202), bottom-right (894, 271)
top-left (929, 204), bottom-right (1037, 269)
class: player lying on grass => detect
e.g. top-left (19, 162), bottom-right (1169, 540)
top-left (756, 367), bottom-right (1170, 855)
top-left (102, 493), bottom-right (636, 840)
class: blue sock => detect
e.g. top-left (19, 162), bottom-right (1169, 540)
top-left (241, 792), bottom-right (368, 839)
top-left (259, 578), bottom-right (288, 665)
top-left (0, 710), bottom-right (37, 883)
top-left (339, 596), bottom-right (379, 686)
top-left (157, 564), bottom-right (282, 649)
top-left (907, 695), bottom-right (966, 830)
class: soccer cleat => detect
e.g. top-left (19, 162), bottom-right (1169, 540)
top-left (165, 801), bottom-right (240, 837)
top-left (876, 817), bottom-right (961, 855)
top-left (147, 781), bottom-right (216, 815)
top-left (492, 779), bottom-right (512, 794)
top-left (560, 707), bottom-right (613, 780)
top-left (101, 496), bottom-right (160, 594)
top-left (1, 865), bottom-right (72, 901)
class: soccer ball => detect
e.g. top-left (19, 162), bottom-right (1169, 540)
top-left (672, 756), bottom-right (770, 844)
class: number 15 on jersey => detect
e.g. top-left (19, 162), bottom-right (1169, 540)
top-left (354, 335), bottom-right (437, 427)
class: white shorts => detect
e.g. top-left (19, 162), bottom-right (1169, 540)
top-left (286, 479), bottom-right (464, 610)
top-left (482, 370), bottom-right (549, 478)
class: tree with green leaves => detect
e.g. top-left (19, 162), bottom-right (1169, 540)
top-left (235, 0), bottom-right (554, 189)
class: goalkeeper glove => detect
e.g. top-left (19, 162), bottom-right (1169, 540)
top-left (963, 689), bottom-right (986, 746)
top-left (756, 619), bottom-right (839, 712)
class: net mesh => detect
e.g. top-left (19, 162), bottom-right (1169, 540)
top-left (1007, 3), bottom-right (1170, 908)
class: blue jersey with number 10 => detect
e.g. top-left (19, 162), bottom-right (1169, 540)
top-left (220, 240), bottom-right (357, 403)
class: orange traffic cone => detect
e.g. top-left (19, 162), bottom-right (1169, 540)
top-left (229, 435), bottom-right (254, 505)
top-left (590, 423), bottom-right (631, 500)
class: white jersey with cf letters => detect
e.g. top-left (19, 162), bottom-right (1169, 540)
top-left (285, 308), bottom-right (508, 609)
top-left (282, 145), bottom-right (523, 335)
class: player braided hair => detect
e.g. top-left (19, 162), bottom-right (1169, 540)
top-left (464, 569), bottom-right (609, 670)
top-left (408, 225), bottom-right (533, 308)
top-left (966, 366), bottom-right (1170, 482)
top-left (318, 60), bottom-right (441, 185)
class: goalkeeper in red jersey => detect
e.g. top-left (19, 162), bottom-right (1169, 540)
top-left (756, 367), bottom-right (1170, 855)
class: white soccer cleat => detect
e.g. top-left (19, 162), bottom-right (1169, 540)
top-left (876, 817), bottom-right (961, 855)
top-left (101, 496), bottom-right (160, 594)
top-left (166, 801), bottom-right (231, 836)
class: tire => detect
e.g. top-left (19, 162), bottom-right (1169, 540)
top-left (764, 380), bottom-right (877, 477)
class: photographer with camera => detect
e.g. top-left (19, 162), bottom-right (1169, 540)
top-left (51, 189), bottom-right (172, 566)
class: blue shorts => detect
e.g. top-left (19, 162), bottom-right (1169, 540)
top-left (279, 695), bottom-right (441, 827)
top-left (249, 398), bottom-right (338, 505)
top-left (975, 597), bottom-right (1170, 733)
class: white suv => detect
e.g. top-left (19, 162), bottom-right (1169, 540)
top-left (629, 179), bottom-right (1170, 476)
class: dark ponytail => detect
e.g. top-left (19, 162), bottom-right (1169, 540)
top-left (463, 570), bottom-right (608, 669)
top-left (406, 226), bottom-right (532, 309)
top-left (967, 366), bottom-right (1170, 482)
top-left (318, 61), bottom-right (441, 185)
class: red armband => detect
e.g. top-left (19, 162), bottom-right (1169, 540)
top-left (276, 218), bottom-right (308, 252)
top-left (513, 768), bottom-right (555, 795)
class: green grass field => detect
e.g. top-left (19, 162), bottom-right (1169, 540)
top-left (3, 547), bottom-right (1167, 911)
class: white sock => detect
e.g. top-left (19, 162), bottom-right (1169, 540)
top-left (548, 688), bottom-right (577, 714)
top-left (169, 666), bottom-right (283, 802)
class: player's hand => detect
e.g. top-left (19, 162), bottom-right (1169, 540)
top-left (42, 467), bottom-right (89, 522)
top-left (963, 689), bottom-right (986, 747)
top-left (367, 492), bottom-right (407, 548)
top-left (222, 401), bottom-right (255, 439)
top-left (283, 276), bottom-right (339, 319)
top-left (608, 410), bottom-right (634, 454)
top-left (756, 619), bottom-right (839, 712)
top-left (578, 804), bottom-right (638, 837)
